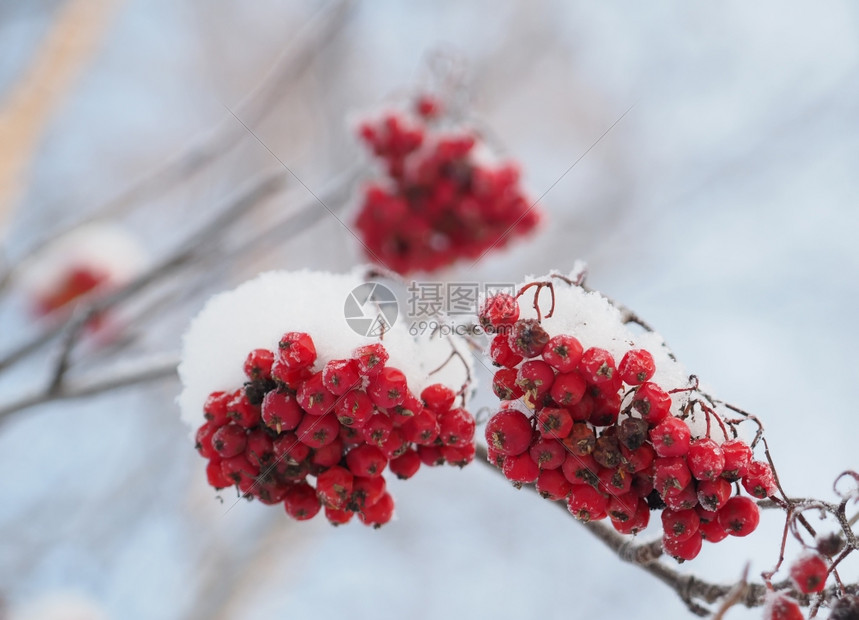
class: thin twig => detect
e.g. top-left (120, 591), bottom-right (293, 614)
top-left (0, 353), bottom-right (179, 423)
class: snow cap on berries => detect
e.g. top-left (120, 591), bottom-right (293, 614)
top-left (16, 222), bottom-right (146, 304)
top-left (177, 269), bottom-right (473, 434)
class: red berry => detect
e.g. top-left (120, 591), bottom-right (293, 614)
top-left (789, 553), bottom-right (828, 594)
top-left (284, 482), bottom-right (321, 520)
top-left (507, 319), bottom-right (550, 358)
top-left (631, 382), bottom-right (672, 425)
top-left (663, 532), bottom-right (702, 561)
top-left (617, 417), bottom-right (650, 451)
top-left (350, 475), bottom-right (386, 511)
top-left (649, 417), bottom-right (691, 457)
top-left (697, 508), bottom-right (729, 543)
top-left (261, 390), bottom-right (303, 432)
top-left (244, 348), bottom-right (275, 381)
top-left (335, 389), bottom-right (374, 427)
top-left (417, 444), bottom-right (444, 466)
top-left (203, 391), bottom-right (231, 426)
top-left (529, 437), bottom-right (566, 470)
top-left (401, 408), bottom-right (440, 445)
top-left (316, 466), bottom-right (354, 509)
top-left (220, 454), bottom-right (259, 487)
top-left (322, 359), bottom-right (361, 395)
top-left (620, 442), bottom-right (655, 473)
top-left (389, 449), bottom-right (421, 479)
top-left (420, 383), bottom-right (456, 413)
top-left (696, 477), bottom-right (732, 512)
top-left (536, 468), bottom-right (572, 500)
top-left (718, 496), bottom-right (760, 537)
top-left (562, 422), bottom-right (595, 456)
top-left (764, 593), bottom-right (804, 620)
top-left (720, 438), bottom-right (752, 481)
top-left (205, 459), bottom-right (233, 489)
top-left (567, 485), bottom-right (608, 522)
top-left (662, 508), bottom-right (700, 542)
top-left (478, 293), bottom-right (520, 331)
top-left (541, 335), bottom-right (584, 373)
top-left (663, 482), bottom-right (699, 511)
top-left (489, 333), bottom-right (524, 368)
top-left (492, 368), bottom-right (524, 400)
top-left (345, 443), bottom-right (388, 477)
top-left (379, 427), bottom-right (406, 459)
top-left (361, 413), bottom-right (394, 448)
top-left (195, 422), bottom-right (217, 458)
top-left (561, 453), bottom-right (600, 487)
top-left (211, 423), bottom-right (248, 459)
top-left (687, 438), bottom-right (725, 481)
top-left (325, 506), bottom-right (354, 526)
top-left (742, 460), bottom-right (777, 499)
top-left (440, 442), bottom-right (475, 467)
top-left (611, 498), bottom-right (650, 535)
top-left (653, 456), bottom-right (692, 497)
top-left (578, 347), bottom-right (616, 385)
top-left (353, 343), bottom-right (389, 376)
top-left (598, 466), bottom-right (632, 495)
top-left (311, 439), bottom-right (344, 468)
top-left (438, 407), bottom-right (475, 447)
top-left (606, 492), bottom-right (638, 523)
top-left (272, 432), bottom-right (311, 464)
top-left (226, 390), bottom-right (261, 428)
top-left (485, 409), bottom-right (533, 456)
top-left (502, 451), bottom-right (540, 484)
top-left (549, 372), bottom-right (587, 407)
top-left (367, 367), bottom-right (408, 408)
top-left (359, 491), bottom-right (394, 528)
top-left (415, 94), bottom-right (442, 119)
top-left (617, 349), bottom-right (655, 385)
top-left (536, 407), bottom-right (573, 440)
top-left (277, 332), bottom-right (317, 369)
top-left (296, 373), bottom-right (335, 416)
top-left (589, 390), bottom-right (621, 427)
top-left (517, 360), bottom-right (555, 397)
top-left (245, 428), bottom-right (275, 467)
top-left (270, 359), bottom-right (312, 388)
top-left (295, 412), bottom-right (340, 448)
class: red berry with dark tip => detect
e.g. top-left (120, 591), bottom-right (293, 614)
top-left (316, 466), bottom-right (354, 510)
top-left (508, 319), bottom-right (550, 358)
top-left (720, 438), bottom-right (752, 481)
top-left (389, 449), bottom-right (421, 480)
top-left (503, 451), bottom-right (540, 484)
top-left (353, 343), bottom-right (389, 376)
top-left (277, 332), bottom-right (317, 369)
top-left (206, 459), bottom-right (233, 489)
top-left (697, 477), bottom-right (732, 512)
top-left (346, 443), bottom-right (388, 477)
top-left (662, 508), bottom-right (700, 542)
top-left (578, 347), bottom-right (616, 385)
top-left (492, 368), bottom-right (525, 400)
top-left (742, 460), bottom-right (777, 499)
top-left (211, 423), bottom-right (247, 459)
top-left (226, 390), bottom-right (261, 428)
top-left (485, 409), bottom-right (533, 456)
top-left (261, 390), bottom-right (303, 432)
top-left (663, 531), bottom-right (702, 562)
top-left (549, 372), bottom-right (587, 407)
top-left (789, 553), bottom-right (828, 594)
top-left (284, 482), bottom-right (321, 520)
top-left (322, 359), bottom-right (361, 395)
top-left (368, 367), bottom-right (408, 408)
top-left (478, 293), bottom-right (520, 331)
top-left (438, 407), bottom-right (475, 447)
top-left (650, 416), bottom-right (691, 457)
top-left (536, 468), bottom-right (572, 500)
top-left (295, 412), bottom-right (340, 448)
top-left (420, 383), bottom-right (456, 413)
top-left (567, 485), bottom-right (608, 522)
top-left (359, 491), bottom-right (395, 528)
top-left (244, 348), bottom-right (275, 381)
top-left (718, 496), bottom-right (760, 537)
top-left (631, 382), bottom-right (672, 425)
top-left (204, 391), bottom-right (231, 427)
top-left (764, 593), bottom-right (804, 620)
top-left (617, 349), bottom-right (655, 385)
top-left (536, 407), bottom-right (573, 439)
top-left (542, 335), bottom-right (584, 373)
top-left (687, 438), bottom-right (725, 481)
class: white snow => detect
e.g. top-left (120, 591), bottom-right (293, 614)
top-left (177, 269), bottom-right (474, 435)
top-left (10, 591), bottom-right (107, 620)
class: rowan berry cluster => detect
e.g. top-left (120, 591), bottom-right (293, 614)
top-left (480, 289), bottom-right (776, 561)
top-left (194, 332), bottom-right (475, 527)
top-left (354, 95), bottom-right (540, 274)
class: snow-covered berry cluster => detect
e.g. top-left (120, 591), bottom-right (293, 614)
top-left (480, 275), bottom-right (775, 561)
top-left (353, 95), bottom-right (540, 274)
top-left (194, 335), bottom-right (475, 526)
top-left (17, 223), bottom-right (145, 319)
top-left (179, 270), bottom-right (475, 528)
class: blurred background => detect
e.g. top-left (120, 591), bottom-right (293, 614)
top-left (1, 1), bottom-right (858, 618)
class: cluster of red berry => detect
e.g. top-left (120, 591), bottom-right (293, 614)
top-left (193, 332), bottom-right (475, 527)
top-left (479, 291), bottom-right (776, 561)
top-left (354, 95), bottom-right (540, 274)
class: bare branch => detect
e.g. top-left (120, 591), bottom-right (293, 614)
top-left (0, 352), bottom-right (179, 423)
